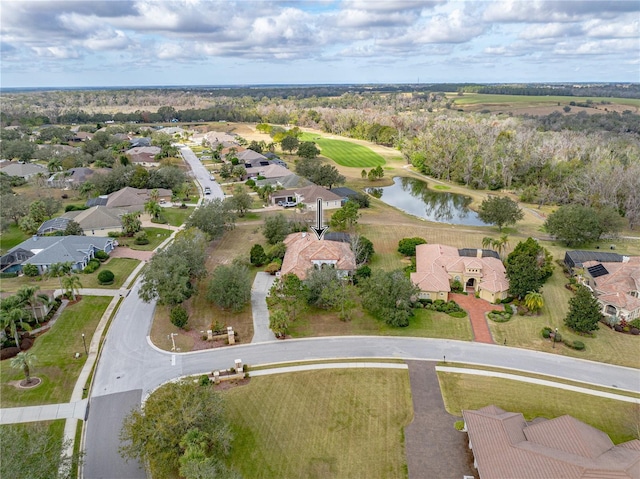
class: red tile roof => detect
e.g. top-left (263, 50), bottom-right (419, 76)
top-left (280, 232), bottom-right (356, 279)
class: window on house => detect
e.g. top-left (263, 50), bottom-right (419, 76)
top-left (605, 305), bottom-right (617, 315)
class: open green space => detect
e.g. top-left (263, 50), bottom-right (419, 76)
top-left (161, 206), bottom-right (194, 227)
top-left (0, 257), bottom-right (139, 293)
top-left (118, 226), bottom-right (172, 250)
top-left (438, 372), bottom-right (638, 444)
top-left (300, 132), bottom-right (386, 168)
top-left (449, 93), bottom-right (640, 108)
top-left (224, 369), bottom-right (412, 479)
top-left (0, 224), bottom-right (29, 254)
top-left (0, 296), bottom-right (111, 407)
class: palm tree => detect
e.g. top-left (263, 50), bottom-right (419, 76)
top-left (11, 351), bottom-right (37, 385)
top-left (482, 234), bottom-right (509, 260)
top-left (47, 262), bottom-right (73, 292)
top-left (144, 200), bottom-right (162, 220)
top-left (482, 237), bottom-right (493, 249)
top-left (61, 274), bottom-right (83, 302)
top-left (47, 158), bottom-right (62, 173)
top-left (524, 291), bottom-right (544, 314)
top-left (149, 188), bottom-right (160, 203)
top-left (15, 285), bottom-right (50, 325)
top-left (1, 306), bottom-right (32, 350)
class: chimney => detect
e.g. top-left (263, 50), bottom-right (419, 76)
top-left (476, 249), bottom-right (482, 258)
top-left (302, 232), bottom-right (306, 238)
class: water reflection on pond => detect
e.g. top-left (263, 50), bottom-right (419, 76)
top-left (368, 177), bottom-right (489, 226)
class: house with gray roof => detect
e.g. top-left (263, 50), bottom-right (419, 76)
top-left (2, 235), bottom-right (116, 274)
top-left (0, 162), bottom-right (48, 180)
top-left (38, 206), bottom-right (127, 237)
top-left (86, 187), bottom-right (171, 212)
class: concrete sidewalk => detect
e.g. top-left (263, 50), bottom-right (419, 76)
top-left (0, 399), bottom-right (88, 425)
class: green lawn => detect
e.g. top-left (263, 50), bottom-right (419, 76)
top-left (0, 224), bottom-right (29, 254)
top-left (161, 206), bottom-right (194, 227)
top-left (118, 226), bottom-right (172, 250)
top-left (224, 369), bottom-right (412, 478)
top-left (0, 296), bottom-right (112, 407)
top-left (300, 132), bottom-right (386, 168)
top-left (438, 372), bottom-right (638, 444)
top-left (0, 258), bottom-right (139, 293)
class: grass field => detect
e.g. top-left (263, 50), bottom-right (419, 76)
top-left (438, 372), bottom-right (639, 444)
top-left (161, 206), bottom-right (194, 227)
top-left (448, 93), bottom-right (640, 108)
top-left (0, 257), bottom-right (140, 293)
top-left (224, 369), bottom-right (413, 479)
top-left (0, 224), bottom-right (29, 254)
top-left (300, 132), bottom-right (386, 168)
top-left (117, 226), bottom-right (172, 250)
top-left (0, 296), bottom-right (111, 408)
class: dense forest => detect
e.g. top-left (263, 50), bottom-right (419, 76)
top-left (1, 84), bottom-right (639, 228)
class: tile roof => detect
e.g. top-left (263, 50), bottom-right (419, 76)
top-left (411, 244), bottom-right (509, 294)
top-left (583, 257), bottom-right (640, 313)
top-left (463, 406), bottom-right (640, 479)
top-left (280, 232), bottom-right (356, 280)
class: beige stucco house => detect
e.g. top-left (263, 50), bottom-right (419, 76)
top-left (280, 232), bottom-right (356, 280)
top-left (411, 244), bottom-right (509, 303)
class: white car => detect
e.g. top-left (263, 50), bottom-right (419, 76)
top-left (204, 187), bottom-right (211, 195)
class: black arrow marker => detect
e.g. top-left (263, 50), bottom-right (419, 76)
top-left (311, 198), bottom-right (328, 240)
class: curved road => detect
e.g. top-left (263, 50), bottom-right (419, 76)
top-left (82, 147), bottom-right (640, 478)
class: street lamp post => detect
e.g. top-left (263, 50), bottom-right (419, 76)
top-left (552, 328), bottom-right (558, 348)
top-left (82, 333), bottom-right (88, 356)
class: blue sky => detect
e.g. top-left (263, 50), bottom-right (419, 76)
top-left (1, 0), bottom-right (638, 88)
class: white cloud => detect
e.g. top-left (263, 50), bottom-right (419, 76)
top-left (554, 38), bottom-right (638, 55)
top-left (32, 46), bottom-right (80, 59)
top-left (518, 23), bottom-right (582, 40)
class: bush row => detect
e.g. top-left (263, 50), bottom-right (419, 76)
top-left (540, 327), bottom-right (585, 350)
top-left (420, 299), bottom-right (466, 317)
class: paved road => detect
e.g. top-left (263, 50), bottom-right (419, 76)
top-left (178, 145), bottom-right (224, 200)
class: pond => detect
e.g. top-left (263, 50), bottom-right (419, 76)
top-left (368, 177), bottom-right (489, 226)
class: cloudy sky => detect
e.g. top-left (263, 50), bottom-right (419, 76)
top-left (1, 0), bottom-right (638, 88)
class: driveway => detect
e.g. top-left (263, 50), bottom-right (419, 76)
top-left (251, 272), bottom-right (277, 343)
top-left (405, 361), bottom-right (476, 478)
top-left (450, 293), bottom-right (498, 344)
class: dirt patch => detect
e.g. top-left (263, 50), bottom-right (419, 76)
top-left (213, 377), bottom-right (250, 391)
top-left (110, 247), bottom-right (153, 261)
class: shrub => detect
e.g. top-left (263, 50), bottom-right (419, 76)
top-left (448, 311), bottom-right (467, 318)
top-left (397, 237), bottom-right (427, 256)
top-left (614, 324), bottom-right (624, 332)
top-left (629, 318), bottom-right (640, 329)
top-left (245, 179), bottom-right (256, 187)
top-left (454, 420), bottom-right (465, 431)
top-left (83, 259), bottom-right (101, 274)
top-left (170, 305), bottom-right (189, 329)
top-left (0, 271), bottom-right (19, 278)
top-left (108, 231), bottom-right (123, 238)
top-left (541, 327), bottom-right (552, 339)
top-left (134, 231), bottom-right (149, 245)
top-left (250, 244), bottom-right (267, 266)
top-left (266, 242), bottom-right (287, 261)
top-left (264, 262), bottom-right (281, 275)
top-left (97, 270), bottom-right (115, 285)
top-left (199, 375), bottom-right (211, 386)
top-left (450, 279), bottom-right (463, 293)
top-left (151, 215), bottom-right (168, 224)
top-left (630, 327), bottom-right (640, 335)
top-left (488, 311), bottom-right (511, 322)
top-left (572, 340), bottom-right (585, 350)
top-left (353, 265), bottom-right (371, 284)
top-left (94, 250), bottom-right (109, 262)
top-left (64, 204), bottom-right (89, 212)
top-left (22, 264), bottom-right (39, 277)
top-left (504, 304), bottom-right (514, 315)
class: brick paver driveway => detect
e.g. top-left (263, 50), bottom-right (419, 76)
top-left (450, 293), bottom-right (500, 344)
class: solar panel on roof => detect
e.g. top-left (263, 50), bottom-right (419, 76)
top-left (587, 264), bottom-right (609, 278)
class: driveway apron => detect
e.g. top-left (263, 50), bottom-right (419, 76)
top-left (251, 272), bottom-right (277, 343)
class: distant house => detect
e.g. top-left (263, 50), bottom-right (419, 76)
top-left (125, 146), bottom-right (162, 166)
top-left (129, 137), bottom-right (152, 148)
top-left (463, 405), bottom-right (640, 479)
top-left (37, 206), bottom-right (127, 237)
top-left (579, 256), bottom-right (640, 322)
top-left (257, 173), bottom-right (311, 191)
top-left (330, 187), bottom-right (360, 204)
top-left (86, 187), bottom-right (171, 213)
top-left (272, 184), bottom-right (342, 210)
top-left (0, 162), bottom-right (48, 180)
top-left (237, 149), bottom-right (270, 168)
top-left (47, 167), bottom-right (109, 188)
top-left (1, 235), bottom-right (116, 275)
top-left (411, 244), bottom-right (508, 303)
top-left (280, 232), bottom-right (356, 280)
top-left (245, 164), bottom-right (291, 180)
